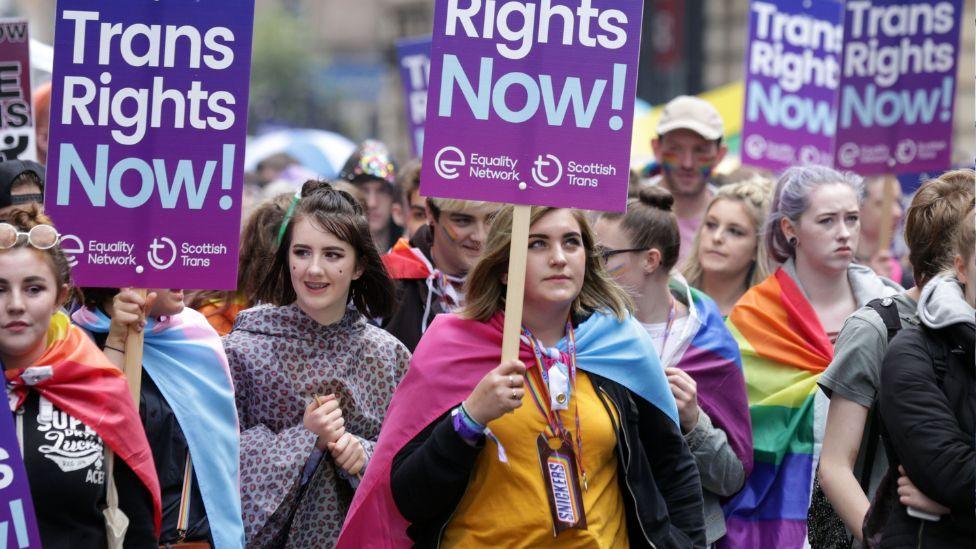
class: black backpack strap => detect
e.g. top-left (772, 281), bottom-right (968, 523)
top-left (866, 297), bottom-right (902, 343)
top-left (858, 297), bottom-right (903, 496)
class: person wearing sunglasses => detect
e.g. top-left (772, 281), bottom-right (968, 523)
top-left (0, 206), bottom-right (161, 547)
top-left (0, 160), bottom-right (45, 216)
top-left (594, 185), bottom-right (751, 546)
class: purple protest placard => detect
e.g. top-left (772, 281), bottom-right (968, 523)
top-left (420, 0), bottom-right (643, 212)
top-left (0, 19), bottom-right (35, 162)
top-left (835, 0), bottom-right (962, 173)
top-left (396, 36), bottom-right (431, 159)
top-left (0, 397), bottom-right (41, 547)
top-left (741, 0), bottom-right (845, 172)
top-left (43, 0), bottom-right (254, 290)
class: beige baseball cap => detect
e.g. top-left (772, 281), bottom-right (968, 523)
top-left (656, 96), bottom-right (724, 141)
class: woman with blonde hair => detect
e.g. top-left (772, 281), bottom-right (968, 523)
top-left (339, 206), bottom-right (704, 547)
top-left (682, 175), bottom-right (772, 316)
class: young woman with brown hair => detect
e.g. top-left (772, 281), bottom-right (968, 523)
top-left (594, 186), bottom-right (752, 546)
top-left (224, 181), bottom-right (410, 547)
top-left (339, 206), bottom-right (705, 548)
top-left (873, 206), bottom-right (975, 548)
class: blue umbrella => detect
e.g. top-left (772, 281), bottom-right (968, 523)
top-left (245, 128), bottom-right (356, 178)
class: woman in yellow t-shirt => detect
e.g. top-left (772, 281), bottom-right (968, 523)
top-left (338, 207), bottom-right (706, 548)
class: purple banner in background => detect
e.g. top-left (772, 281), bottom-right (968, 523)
top-left (420, 0), bottom-right (643, 213)
top-left (0, 19), bottom-right (35, 162)
top-left (396, 36), bottom-right (431, 159)
top-left (44, 0), bottom-right (255, 290)
top-left (742, 0), bottom-right (963, 175)
top-left (835, 0), bottom-right (962, 174)
top-left (741, 0), bottom-right (845, 172)
top-left (0, 387), bottom-right (41, 547)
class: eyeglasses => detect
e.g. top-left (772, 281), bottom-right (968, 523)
top-left (597, 245), bottom-right (649, 263)
top-left (0, 223), bottom-right (61, 250)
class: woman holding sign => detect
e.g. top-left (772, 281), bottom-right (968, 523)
top-left (338, 206), bottom-right (705, 548)
top-left (594, 187), bottom-right (752, 546)
top-left (721, 166), bottom-right (901, 548)
top-left (224, 181), bottom-right (410, 547)
top-left (0, 206), bottom-right (161, 547)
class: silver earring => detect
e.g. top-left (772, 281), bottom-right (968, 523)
top-left (788, 236), bottom-right (798, 247)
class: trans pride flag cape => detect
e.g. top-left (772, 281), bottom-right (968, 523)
top-left (337, 310), bottom-right (678, 548)
top-left (719, 268), bottom-right (835, 548)
top-left (5, 312), bottom-right (162, 534)
top-left (670, 282), bottom-right (753, 479)
top-left (74, 307), bottom-right (245, 549)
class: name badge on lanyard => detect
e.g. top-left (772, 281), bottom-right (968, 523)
top-left (548, 362), bottom-right (570, 411)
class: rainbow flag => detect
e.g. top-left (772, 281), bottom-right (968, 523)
top-left (6, 312), bottom-right (162, 534)
top-left (719, 269), bottom-right (833, 548)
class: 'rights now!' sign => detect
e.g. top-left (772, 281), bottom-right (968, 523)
top-left (420, 0), bottom-right (643, 213)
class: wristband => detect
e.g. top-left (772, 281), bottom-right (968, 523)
top-left (459, 402), bottom-right (486, 431)
top-left (452, 406), bottom-right (484, 445)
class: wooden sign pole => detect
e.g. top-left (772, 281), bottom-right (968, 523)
top-left (877, 175), bottom-right (898, 254)
top-left (501, 205), bottom-right (532, 362)
top-left (123, 288), bottom-right (147, 406)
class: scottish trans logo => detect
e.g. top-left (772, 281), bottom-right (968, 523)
top-left (532, 154), bottom-right (562, 188)
top-left (147, 237), bottom-right (177, 270)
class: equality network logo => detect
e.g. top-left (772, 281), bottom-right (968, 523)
top-left (147, 237), bottom-right (177, 270)
top-left (59, 234), bottom-right (84, 267)
top-left (434, 146), bottom-right (465, 180)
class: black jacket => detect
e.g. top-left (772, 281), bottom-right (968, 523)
top-left (382, 226), bottom-right (446, 352)
top-left (390, 372), bottom-right (707, 548)
top-left (878, 320), bottom-right (975, 548)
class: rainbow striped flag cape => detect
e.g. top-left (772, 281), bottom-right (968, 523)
top-left (719, 268), bottom-right (835, 548)
top-left (6, 312), bottom-right (162, 534)
top-left (720, 262), bottom-right (899, 547)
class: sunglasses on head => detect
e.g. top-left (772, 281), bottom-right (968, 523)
top-left (0, 223), bottom-right (61, 250)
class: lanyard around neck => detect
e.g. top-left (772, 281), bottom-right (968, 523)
top-left (522, 320), bottom-right (587, 487)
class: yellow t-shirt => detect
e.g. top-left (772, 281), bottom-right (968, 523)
top-left (442, 372), bottom-right (628, 548)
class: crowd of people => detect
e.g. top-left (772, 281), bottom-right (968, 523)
top-left (0, 91), bottom-right (972, 549)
